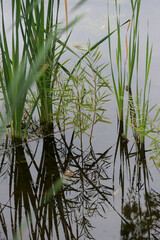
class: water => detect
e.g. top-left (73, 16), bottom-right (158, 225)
top-left (0, 0), bottom-right (160, 239)
top-left (0, 128), bottom-right (159, 239)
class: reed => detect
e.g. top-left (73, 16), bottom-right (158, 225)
top-left (133, 34), bottom-right (152, 146)
top-left (124, 0), bottom-right (152, 148)
top-left (107, 0), bottom-right (142, 132)
top-left (19, 0), bottom-right (57, 133)
top-left (0, 0), bottom-right (64, 139)
top-left (107, 0), bottom-right (152, 145)
top-left (0, 0), bottom-right (31, 138)
top-left (107, 0), bottom-right (153, 193)
top-left (107, 0), bottom-right (126, 125)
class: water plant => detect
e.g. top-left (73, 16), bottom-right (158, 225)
top-left (53, 45), bottom-right (111, 148)
top-left (1, 1), bottom-right (159, 239)
top-left (0, 0), bottom-right (65, 139)
top-left (107, 0), bottom-right (140, 135)
top-left (19, 0), bottom-right (67, 133)
top-left (108, 0), bottom-right (152, 146)
top-left (0, 0), bottom-right (34, 139)
top-left (107, 0), bottom-right (153, 197)
top-left (107, 0), bottom-right (126, 130)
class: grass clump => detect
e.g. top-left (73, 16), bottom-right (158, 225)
top-left (108, 0), bottom-right (152, 149)
top-left (0, 0), bottom-right (118, 141)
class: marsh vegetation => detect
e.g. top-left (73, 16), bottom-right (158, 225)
top-left (0, 0), bottom-right (160, 239)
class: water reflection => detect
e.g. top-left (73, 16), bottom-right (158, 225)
top-left (0, 127), bottom-right (160, 239)
top-left (121, 189), bottom-right (160, 240)
top-left (0, 133), bottom-right (113, 240)
top-left (113, 116), bottom-right (151, 203)
top-left (114, 122), bottom-right (160, 239)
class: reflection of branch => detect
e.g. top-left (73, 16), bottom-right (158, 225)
top-left (87, 146), bottom-right (112, 171)
top-left (73, 157), bottom-right (130, 226)
top-left (58, 135), bottom-right (128, 225)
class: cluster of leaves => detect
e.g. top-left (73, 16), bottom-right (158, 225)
top-left (53, 47), bottom-right (111, 141)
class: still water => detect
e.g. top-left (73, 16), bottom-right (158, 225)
top-left (0, 0), bottom-right (160, 239)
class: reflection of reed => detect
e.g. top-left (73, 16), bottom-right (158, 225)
top-left (0, 134), bottom-right (117, 240)
top-left (113, 109), bottom-right (151, 203)
top-left (121, 189), bottom-right (160, 240)
top-left (0, 131), bottom-right (153, 240)
top-left (0, 135), bottom-right (76, 240)
top-left (113, 119), bottom-right (130, 201)
top-left (9, 138), bottom-right (37, 239)
top-left (35, 135), bottom-right (75, 240)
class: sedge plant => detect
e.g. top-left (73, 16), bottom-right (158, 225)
top-left (107, 0), bottom-right (152, 145)
top-left (0, 0), bottom-right (32, 139)
top-left (107, 0), bottom-right (152, 190)
top-left (20, 0), bottom-right (71, 134)
top-left (107, 0), bottom-right (126, 130)
top-left (126, 0), bottom-right (152, 149)
top-left (0, 0), bottom-right (65, 139)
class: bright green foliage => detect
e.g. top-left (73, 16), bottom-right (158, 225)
top-left (0, 0), bottom-right (61, 138)
top-left (0, 0), bottom-right (28, 138)
top-left (21, 0), bottom-right (60, 128)
top-left (53, 46), bottom-right (111, 143)
top-left (108, 0), bottom-right (152, 146)
top-left (108, 0), bottom-right (126, 123)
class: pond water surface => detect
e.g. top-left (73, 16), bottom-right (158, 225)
top-left (0, 1), bottom-right (160, 240)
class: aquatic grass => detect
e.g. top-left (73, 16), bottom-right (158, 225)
top-left (107, 0), bottom-right (141, 133)
top-left (126, 30), bottom-right (152, 188)
top-left (107, 0), bottom-right (131, 189)
top-left (125, 0), bottom-right (152, 151)
top-left (21, 0), bottom-right (59, 130)
top-left (137, 35), bottom-right (152, 145)
top-left (20, 0), bottom-right (71, 133)
top-left (107, 0), bottom-right (153, 193)
top-left (107, 0), bottom-right (152, 147)
top-left (107, 0), bottom-right (126, 125)
top-left (126, 0), bottom-right (141, 146)
top-left (0, 0), bottom-right (85, 139)
top-left (0, 0), bottom-right (28, 138)
top-left (0, 0), bottom-right (72, 139)
top-left (127, 33), bottom-right (152, 148)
